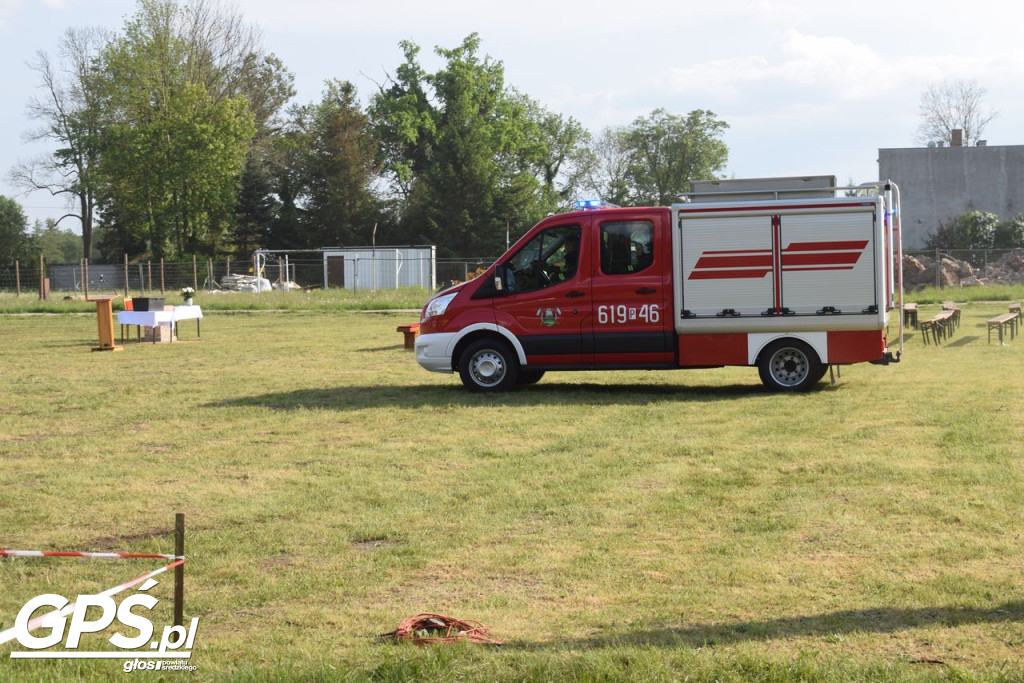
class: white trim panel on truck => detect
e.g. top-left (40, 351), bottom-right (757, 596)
top-left (747, 332), bottom-right (828, 365)
top-left (415, 324), bottom-right (528, 374)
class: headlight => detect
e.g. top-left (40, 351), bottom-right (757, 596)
top-left (422, 292), bottom-right (457, 320)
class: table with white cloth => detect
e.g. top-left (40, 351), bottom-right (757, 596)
top-left (117, 305), bottom-right (203, 343)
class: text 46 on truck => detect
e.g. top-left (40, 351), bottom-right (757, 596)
top-left (415, 176), bottom-right (905, 392)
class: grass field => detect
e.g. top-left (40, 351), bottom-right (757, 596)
top-left (1, 294), bottom-right (1022, 681)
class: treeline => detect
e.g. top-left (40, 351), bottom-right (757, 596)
top-left (8, 0), bottom-right (729, 261)
top-left (926, 210), bottom-right (1024, 250)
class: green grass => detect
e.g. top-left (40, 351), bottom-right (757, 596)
top-left (0, 287), bottom-right (432, 314)
top-left (0, 303), bottom-right (1022, 681)
top-left (906, 283), bottom-right (1024, 305)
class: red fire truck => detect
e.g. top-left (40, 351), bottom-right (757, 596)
top-left (415, 177), bottom-right (904, 392)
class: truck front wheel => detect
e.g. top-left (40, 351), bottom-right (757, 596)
top-left (757, 339), bottom-right (823, 392)
top-left (458, 338), bottom-right (520, 392)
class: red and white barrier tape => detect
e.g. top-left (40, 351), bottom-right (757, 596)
top-left (1, 550), bottom-right (180, 560)
top-left (0, 558), bottom-right (184, 646)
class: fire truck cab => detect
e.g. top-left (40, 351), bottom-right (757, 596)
top-left (415, 177), bottom-right (903, 392)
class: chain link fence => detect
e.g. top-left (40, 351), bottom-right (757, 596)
top-left (903, 248), bottom-right (1024, 289)
top-left (9, 248), bottom-right (1019, 296)
top-left (0, 254), bottom-right (502, 296)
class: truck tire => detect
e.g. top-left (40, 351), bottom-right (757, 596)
top-left (757, 339), bottom-right (823, 392)
top-left (516, 369), bottom-right (545, 386)
top-left (458, 338), bottom-right (520, 392)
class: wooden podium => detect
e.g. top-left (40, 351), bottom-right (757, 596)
top-left (90, 295), bottom-right (124, 352)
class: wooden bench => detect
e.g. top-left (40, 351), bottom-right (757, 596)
top-left (397, 323), bottom-right (421, 350)
top-left (920, 309), bottom-right (956, 345)
top-left (1010, 302), bottom-right (1021, 320)
top-left (941, 301), bottom-right (961, 330)
top-left (987, 312), bottom-right (1019, 345)
top-left (902, 303), bottom-right (918, 329)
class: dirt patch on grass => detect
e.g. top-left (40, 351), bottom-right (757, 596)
top-left (352, 538), bottom-right (403, 552)
top-left (87, 526), bottom-right (172, 551)
top-left (261, 553), bottom-right (294, 569)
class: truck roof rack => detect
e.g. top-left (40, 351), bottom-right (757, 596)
top-left (678, 176), bottom-right (891, 203)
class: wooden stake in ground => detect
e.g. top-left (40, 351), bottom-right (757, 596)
top-left (175, 513), bottom-right (185, 627)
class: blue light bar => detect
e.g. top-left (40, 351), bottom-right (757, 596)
top-left (575, 199), bottom-right (603, 209)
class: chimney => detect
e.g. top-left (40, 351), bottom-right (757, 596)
top-left (952, 129), bottom-right (963, 147)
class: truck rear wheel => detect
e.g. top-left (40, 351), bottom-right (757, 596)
top-left (458, 338), bottom-right (520, 392)
top-left (516, 369), bottom-right (545, 386)
top-left (758, 339), bottom-right (823, 392)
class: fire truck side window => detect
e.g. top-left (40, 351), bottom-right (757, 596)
top-left (504, 225), bottom-right (581, 294)
top-left (600, 221), bottom-right (654, 275)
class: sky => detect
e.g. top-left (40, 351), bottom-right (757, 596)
top-left (2, 0), bottom-right (1023, 234)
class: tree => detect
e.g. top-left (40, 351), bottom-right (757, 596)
top-left (31, 219), bottom-right (84, 263)
top-left (0, 196), bottom-right (32, 265)
top-left (994, 213), bottom-right (1024, 249)
top-left (580, 126), bottom-right (632, 206)
top-left (624, 108), bottom-right (729, 206)
top-left (518, 94), bottom-right (590, 211)
top-left (10, 26), bottom-right (107, 260)
top-left (95, 0), bottom-right (257, 259)
top-left (233, 148), bottom-right (279, 254)
top-left (293, 80), bottom-right (382, 247)
top-left (368, 39), bottom-right (435, 205)
top-left (916, 78), bottom-right (997, 147)
top-left (925, 210), bottom-right (999, 250)
top-left (370, 34), bottom-right (571, 256)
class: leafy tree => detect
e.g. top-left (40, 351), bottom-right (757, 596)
top-left (265, 126), bottom-right (306, 250)
top-left (580, 126), bottom-right (632, 206)
top-left (95, 0), bottom-right (256, 259)
top-left (518, 94), bottom-right (590, 211)
top-left (32, 219), bottom-right (85, 263)
top-left (925, 210), bottom-right (1000, 250)
top-left (177, 0), bottom-right (294, 255)
top-left (10, 27), bottom-right (107, 260)
top-left (916, 78), bottom-right (996, 147)
top-left (624, 108), bottom-right (729, 206)
top-left (994, 213), bottom-right (1024, 249)
top-left (294, 80), bottom-right (382, 247)
top-left (368, 39), bottom-right (435, 204)
top-left (370, 34), bottom-right (561, 256)
top-left (233, 148), bottom-right (280, 254)
top-left (0, 196), bottom-right (32, 265)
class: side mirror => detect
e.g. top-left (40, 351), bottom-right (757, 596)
top-left (493, 264), bottom-right (506, 293)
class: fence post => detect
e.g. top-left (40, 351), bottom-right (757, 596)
top-left (124, 254), bottom-right (130, 297)
top-left (192, 255), bottom-right (198, 292)
top-left (935, 248), bottom-right (940, 289)
top-left (38, 253), bottom-right (48, 300)
top-left (83, 259), bottom-right (90, 300)
top-left (160, 258), bottom-right (165, 294)
top-left (14, 259), bottom-right (20, 297)
top-left (147, 260), bottom-right (152, 293)
top-left (174, 513), bottom-right (184, 628)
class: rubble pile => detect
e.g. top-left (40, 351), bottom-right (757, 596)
top-left (903, 249), bottom-right (1024, 289)
top-left (220, 274), bottom-right (273, 292)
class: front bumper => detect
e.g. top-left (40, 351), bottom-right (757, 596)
top-left (415, 332), bottom-right (458, 374)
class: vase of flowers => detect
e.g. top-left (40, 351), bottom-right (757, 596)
top-left (181, 287), bottom-right (195, 306)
